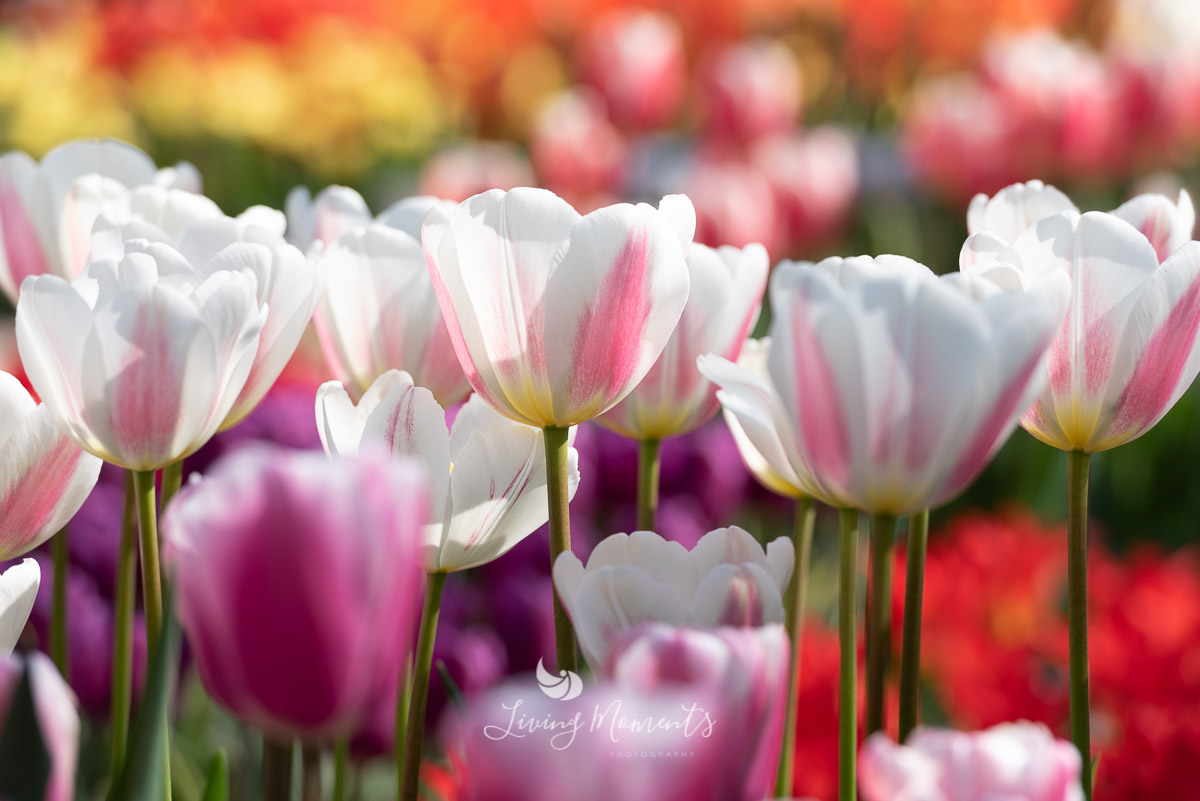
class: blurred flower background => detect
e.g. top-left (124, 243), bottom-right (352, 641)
top-left (3, 0), bottom-right (1200, 798)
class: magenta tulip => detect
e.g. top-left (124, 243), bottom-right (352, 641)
top-left (163, 445), bottom-right (428, 741)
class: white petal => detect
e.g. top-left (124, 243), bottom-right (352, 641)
top-left (966, 180), bottom-right (1078, 243)
top-left (0, 558), bottom-right (40, 655)
top-left (688, 562), bottom-right (786, 627)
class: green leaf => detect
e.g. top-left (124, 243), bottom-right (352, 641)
top-left (107, 590), bottom-right (178, 801)
top-left (435, 660), bottom-right (465, 710)
top-left (200, 750), bottom-right (227, 801)
top-left (0, 660), bottom-right (51, 801)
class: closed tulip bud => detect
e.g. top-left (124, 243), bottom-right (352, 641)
top-left (552, 526), bottom-right (793, 669)
top-left (163, 445), bottom-right (428, 742)
top-left (0, 651), bottom-right (81, 801)
top-left (531, 88), bottom-right (629, 199)
top-left (424, 188), bottom-right (693, 428)
top-left (699, 39), bottom-right (803, 144)
top-left (579, 11), bottom-right (685, 131)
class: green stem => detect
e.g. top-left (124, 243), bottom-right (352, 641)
top-left (160, 460), bottom-right (184, 512)
top-left (333, 741), bottom-right (347, 801)
top-left (774, 496), bottom-right (815, 797)
top-left (837, 508), bottom-right (859, 801)
top-left (866, 512), bottom-right (895, 735)
top-left (132, 469), bottom-right (171, 801)
top-left (1068, 450), bottom-right (1092, 800)
top-left (301, 746), bottom-right (321, 801)
top-left (898, 509), bottom-right (929, 742)
top-left (543, 425), bottom-right (577, 673)
top-left (51, 526), bottom-right (69, 677)
top-left (393, 653), bottom-right (412, 794)
top-left (400, 573), bottom-right (446, 801)
top-left (636, 438), bottom-right (661, 531)
top-left (261, 739), bottom-right (292, 801)
top-left (110, 472), bottom-right (137, 777)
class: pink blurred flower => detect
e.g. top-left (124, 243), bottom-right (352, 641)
top-left (859, 723), bottom-right (1084, 801)
top-left (163, 445), bottom-right (428, 742)
top-left (598, 241), bottom-right (767, 440)
top-left (578, 11), bottom-right (685, 131)
top-left (418, 142), bottom-right (536, 204)
top-left (686, 157), bottom-right (780, 252)
top-left (698, 39), bottom-right (802, 145)
top-left (531, 88), bottom-right (629, 202)
top-left (750, 128), bottom-right (859, 254)
top-left (0, 139), bottom-right (197, 301)
top-left (0, 652), bottom-right (80, 801)
top-left (423, 188), bottom-right (693, 427)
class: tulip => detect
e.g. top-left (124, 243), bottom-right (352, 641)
top-left (418, 142), bottom-right (536, 203)
top-left (0, 371), bottom-right (102, 561)
top-left (0, 138), bottom-right (198, 300)
top-left (859, 723), bottom-right (1085, 801)
top-left (316, 369), bottom-right (580, 572)
top-left (163, 445), bottom-right (428, 743)
top-left (552, 526), bottom-right (793, 670)
top-left (960, 207), bottom-right (1200, 796)
top-left (686, 158), bottom-right (781, 253)
top-left (441, 622), bottom-right (788, 801)
top-left (16, 241), bottom-right (266, 471)
top-left (285, 184), bottom-right (372, 250)
top-left (425, 187), bottom-right (693, 672)
top-left (0, 650), bottom-right (81, 801)
top-left (531, 88), bottom-right (629, 202)
top-left (0, 558), bottom-right (40, 655)
top-left (578, 11), bottom-right (685, 130)
top-left (698, 39), bottom-right (803, 144)
top-left (315, 197), bottom-right (470, 404)
top-left (597, 241), bottom-right (767, 528)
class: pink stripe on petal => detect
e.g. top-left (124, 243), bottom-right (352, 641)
top-left (108, 300), bottom-right (186, 467)
top-left (1107, 278), bottom-right (1200, 442)
top-left (0, 435), bottom-right (83, 554)
top-left (789, 302), bottom-right (851, 491)
top-left (0, 180), bottom-right (50, 290)
top-left (718, 568), bottom-right (764, 627)
top-left (568, 228), bottom-right (652, 411)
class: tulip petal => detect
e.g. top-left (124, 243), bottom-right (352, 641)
top-left (584, 531), bottom-right (699, 598)
top-left (0, 152), bottom-right (54, 301)
top-left (0, 558), bottom-right (40, 655)
top-left (689, 563), bottom-right (786, 627)
top-left (1110, 189), bottom-right (1195, 263)
top-left (966, 180), bottom-right (1078, 243)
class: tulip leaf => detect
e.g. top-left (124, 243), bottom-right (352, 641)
top-left (200, 750), bottom-right (228, 801)
top-left (0, 660), bottom-right (51, 801)
top-left (107, 591), bottom-right (178, 801)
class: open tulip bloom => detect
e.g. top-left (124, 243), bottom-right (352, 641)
top-left (961, 185), bottom-right (1200, 798)
top-left (424, 187), bottom-right (694, 675)
top-left (316, 367), bottom-right (580, 797)
top-left (597, 240), bottom-right (768, 530)
top-left (0, 139), bottom-right (199, 301)
top-left (700, 255), bottom-right (1067, 799)
top-left (552, 526), bottom-right (793, 671)
top-left (313, 196), bottom-right (471, 405)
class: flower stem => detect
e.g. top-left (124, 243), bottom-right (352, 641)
top-left (636, 438), bottom-right (661, 531)
top-left (400, 572), bottom-right (446, 801)
top-left (301, 746), bottom-right (321, 801)
top-left (543, 425), bottom-right (577, 673)
top-left (866, 513), bottom-right (895, 735)
top-left (898, 509), bottom-right (929, 742)
top-left (160, 460), bottom-right (184, 511)
top-left (393, 653), bottom-right (412, 792)
top-left (132, 468), bottom-right (171, 801)
top-left (51, 526), bottom-right (69, 677)
top-left (1068, 450), bottom-right (1092, 800)
top-left (775, 495), bottom-right (815, 797)
top-left (837, 508), bottom-right (859, 801)
top-left (333, 741), bottom-right (348, 801)
top-left (110, 471), bottom-right (137, 777)
top-left (261, 739), bottom-right (292, 801)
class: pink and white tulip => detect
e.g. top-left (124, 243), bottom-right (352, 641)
top-left (578, 11), bottom-right (685, 131)
top-left (16, 241), bottom-right (266, 470)
top-left (163, 445), bottom-right (428, 742)
top-left (315, 196), bottom-right (470, 404)
top-left (531, 88), bottom-right (629, 201)
top-left (0, 651), bottom-right (80, 801)
top-left (423, 188), bottom-right (693, 428)
top-left (0, 558), bottom-right (40, 655)
top-left (0, 139), bottom-right (198, 300)
top-left (597, 242), bottom-right (768, 440)
top-left (285, 185), bottom-right (372, 250)
top-left (859, 723), bottom-right (1085, 801)
top-left (442, 622), bottom-right (788, 801)
top-left (0, 372), bottom-right (101, 560)
top-left (552, 527), bottom-right (793, 669)
top-left (698, 39), bottom-right (803, 144)
top-left (701, 257), bottom-right (1066, 513)
top-left (962, 209), bottom-right (1200, 452)
top-left (316, 369), bottom-right (580, 572)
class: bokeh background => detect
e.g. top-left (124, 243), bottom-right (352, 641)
top-left (4, 0), bottom-right (1200, 798)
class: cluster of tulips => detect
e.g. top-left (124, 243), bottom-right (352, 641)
top-left (0, 136), bottom-right (1198, 801)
